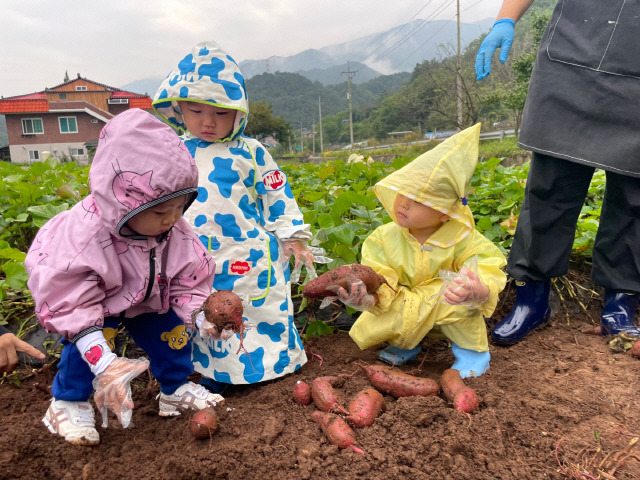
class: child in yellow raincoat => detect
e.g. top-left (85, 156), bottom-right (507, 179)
top-left (335, 124), bottom-right (506, 378)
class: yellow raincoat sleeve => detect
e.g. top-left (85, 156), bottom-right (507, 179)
top-left (348, 227), bottom-right (506, 352)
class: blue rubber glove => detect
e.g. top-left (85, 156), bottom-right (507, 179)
top-left (475, 19), bottom-right (516, 80)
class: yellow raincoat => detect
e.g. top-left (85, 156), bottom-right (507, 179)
top-left (349, 124), bottom-right (506, 352)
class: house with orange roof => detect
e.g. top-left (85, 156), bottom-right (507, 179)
top-left (0, 74), bottom-right (152, 164)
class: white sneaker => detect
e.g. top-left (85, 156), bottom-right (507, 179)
top-left (157, 381), bottom-right (225, 417)
top-left (42, 399), bottom-right (99, 446)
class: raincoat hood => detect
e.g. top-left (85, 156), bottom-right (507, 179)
top-left (152, 40), bottom-right (248, 141)
top-left (374, 123), bottom-right (481, 245)
top-left (89, 108), bottom-right (199, 239)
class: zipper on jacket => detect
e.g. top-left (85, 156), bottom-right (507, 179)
top-left (143, 247), bottom-right (156, 302)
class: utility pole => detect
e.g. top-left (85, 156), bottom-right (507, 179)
top-left (456, 0), bottom-right (463, 130)
top-left (312, 117), bottom-right (316, 155)
top-left (318, 96), bottom-right (324, 153)
top-left (341, 61), bottom-right (357, 148)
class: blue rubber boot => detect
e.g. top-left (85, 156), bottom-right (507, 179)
top-left (600, 290), bottom-right (640, 336)
top-left (198, 376), bottom-right (229, 395)
top-left (377, 345), bottom-right (422, 366)
top-left (491, 280), bottom-right (551, 345)
top-left (451, 343), bottom-right (490, 378)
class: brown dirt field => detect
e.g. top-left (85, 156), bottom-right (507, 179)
top-left (2, 271), bottom-right (640, 480)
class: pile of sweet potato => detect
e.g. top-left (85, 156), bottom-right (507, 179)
top-left (294, 363), bottom-right (480, 454)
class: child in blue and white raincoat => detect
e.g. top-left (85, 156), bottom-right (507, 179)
top-left (153, 41), bottom-right (313, 389)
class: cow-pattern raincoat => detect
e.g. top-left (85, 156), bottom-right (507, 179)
top-left (349, 124), bottom-right (507, 352)
top-left (25, 109), bottom-right (215, 342)
top-left (153, 41), bottom-right (309, 384)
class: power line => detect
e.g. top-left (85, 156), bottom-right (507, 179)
top-left (361, 0), bottom-right (456, 68)
top-left (358, 0), bottom-right (436, 64)
top-left (393, 0), bottom-right (486, 69)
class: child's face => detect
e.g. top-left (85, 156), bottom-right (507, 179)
top-left (178, 101), bottom-right (236, 142)
top-left (394, 194), bottom-right (449, 235)
top-left (126, 195), bottom-right (189, 237)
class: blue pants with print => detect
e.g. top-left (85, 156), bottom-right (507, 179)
top-left (52, 310), bottom-right (194, 401)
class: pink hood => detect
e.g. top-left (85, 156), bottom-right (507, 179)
top-left (90, 108), bottom-right (199, 238)
top-left (25, 109), bottom-right (215, 340)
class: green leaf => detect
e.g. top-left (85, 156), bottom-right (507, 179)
top-left (1, 261), bottom-right (29, 290)
top-left (305, 320), bottom-right (334, 338)
top-left (27, 203), bottom-right (70, 227)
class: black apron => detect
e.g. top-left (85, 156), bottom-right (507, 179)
top-left (519, 0), bottom-right (640, 178)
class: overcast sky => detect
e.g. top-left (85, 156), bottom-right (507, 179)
top-left (0, 0), bottom-right (502, 98)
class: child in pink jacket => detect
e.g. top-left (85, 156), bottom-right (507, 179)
top-left (25, 109), bottom-right (221, 446)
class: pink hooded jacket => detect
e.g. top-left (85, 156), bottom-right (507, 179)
top-left (25, 109), bottom-right (215, 341)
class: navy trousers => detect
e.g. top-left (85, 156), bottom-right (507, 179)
top-left (52, 310), bottom-right (194, 401)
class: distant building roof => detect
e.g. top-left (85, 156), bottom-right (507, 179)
top-left (0, 74), bottom-right (151, 113)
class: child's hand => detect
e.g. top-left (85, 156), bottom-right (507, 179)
top-left (283, 239), bottom-right (315, 270)
top-left (195, 311), bottom-right (234, 340)
top-left (443, 268), bottom-right (489, 305)
top-left (92, 357), bottom-right (149, 428)
top-left (333, 280), bottom-right (378, 311)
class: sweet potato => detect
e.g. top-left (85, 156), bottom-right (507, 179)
top-left (311, 376), bottom-right (349, 415)
top-left (292, 380), bottom-right (312, 405)
top-left (311, 411), bottom-right (365, 454)
top-left (302, 264), bottom-right (395, 299)
top-left (357, 363), bottom-right (440, 398)
top-left (190, 407), bottom-right (218, 439)
top-left (440, 368), bottom-right (480, 414)
top-left (203, 290), bottom-right (244, 333)
top-left (629, 339), bottom-right (640, 359)
top-left (345, 388), bottom-right (386, 428)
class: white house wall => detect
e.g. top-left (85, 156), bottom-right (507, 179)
top-left (9, 142), bottom-right (90, 164)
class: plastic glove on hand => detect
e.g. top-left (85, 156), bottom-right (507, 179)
top-left (283, 240), bottom-right (314, 270)
top-left (475, 19), bottom-right (516, 80)
top-left (92, 356), bottom-right (150, 428)
top-left (285, 240), bottom-right (321, 283)
top-left (331, 280), bottom-right (377, 311)
top-left (443, 268), bottom-right (489, 306)
top-left (195, 310), bottom-right (222, 340)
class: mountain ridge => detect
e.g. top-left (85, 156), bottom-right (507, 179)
top-left (122, 17), bottom-right (493, 94)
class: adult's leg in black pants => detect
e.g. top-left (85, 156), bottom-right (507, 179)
top-left (492, 153), bottom-right (594, 345)
top-left (592, 170), bottom-right (640, 335)
top-left (508, 153), bottom-right (595, 281)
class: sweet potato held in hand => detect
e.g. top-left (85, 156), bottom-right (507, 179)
top-left (302, 264), bottom-right (394, 299)
top-left (203, 290), bottom-right (244, 333)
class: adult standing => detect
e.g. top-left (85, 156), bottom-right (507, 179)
top-left (475, 0), bottom-right (640, 344)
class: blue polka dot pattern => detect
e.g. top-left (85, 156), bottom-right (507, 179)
top-left (154, 41), bottom-right (309, 385)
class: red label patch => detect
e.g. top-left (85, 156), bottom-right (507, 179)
top-left (84, 345), bottom-right (103, 365)
top-left (263, 170), bottom-right (287, 191)
top-left (230, 261), bottom-right (251, 275)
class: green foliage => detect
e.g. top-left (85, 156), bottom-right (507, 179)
top-left (246, 70), bottom-right (411, 143)
top-left (0, 158), bottom-right (88, 299)
top-left (479, 138), bottom-right (528, 161)
top-left (243, 100), bottom-right (292, 145)
top-left (285, 157), bottom-right (409, 268)
top-left (0, 149), bottom-right (606, 338)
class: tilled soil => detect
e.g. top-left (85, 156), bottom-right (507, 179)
top-left (1, 278), bottom-right (639, 480)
